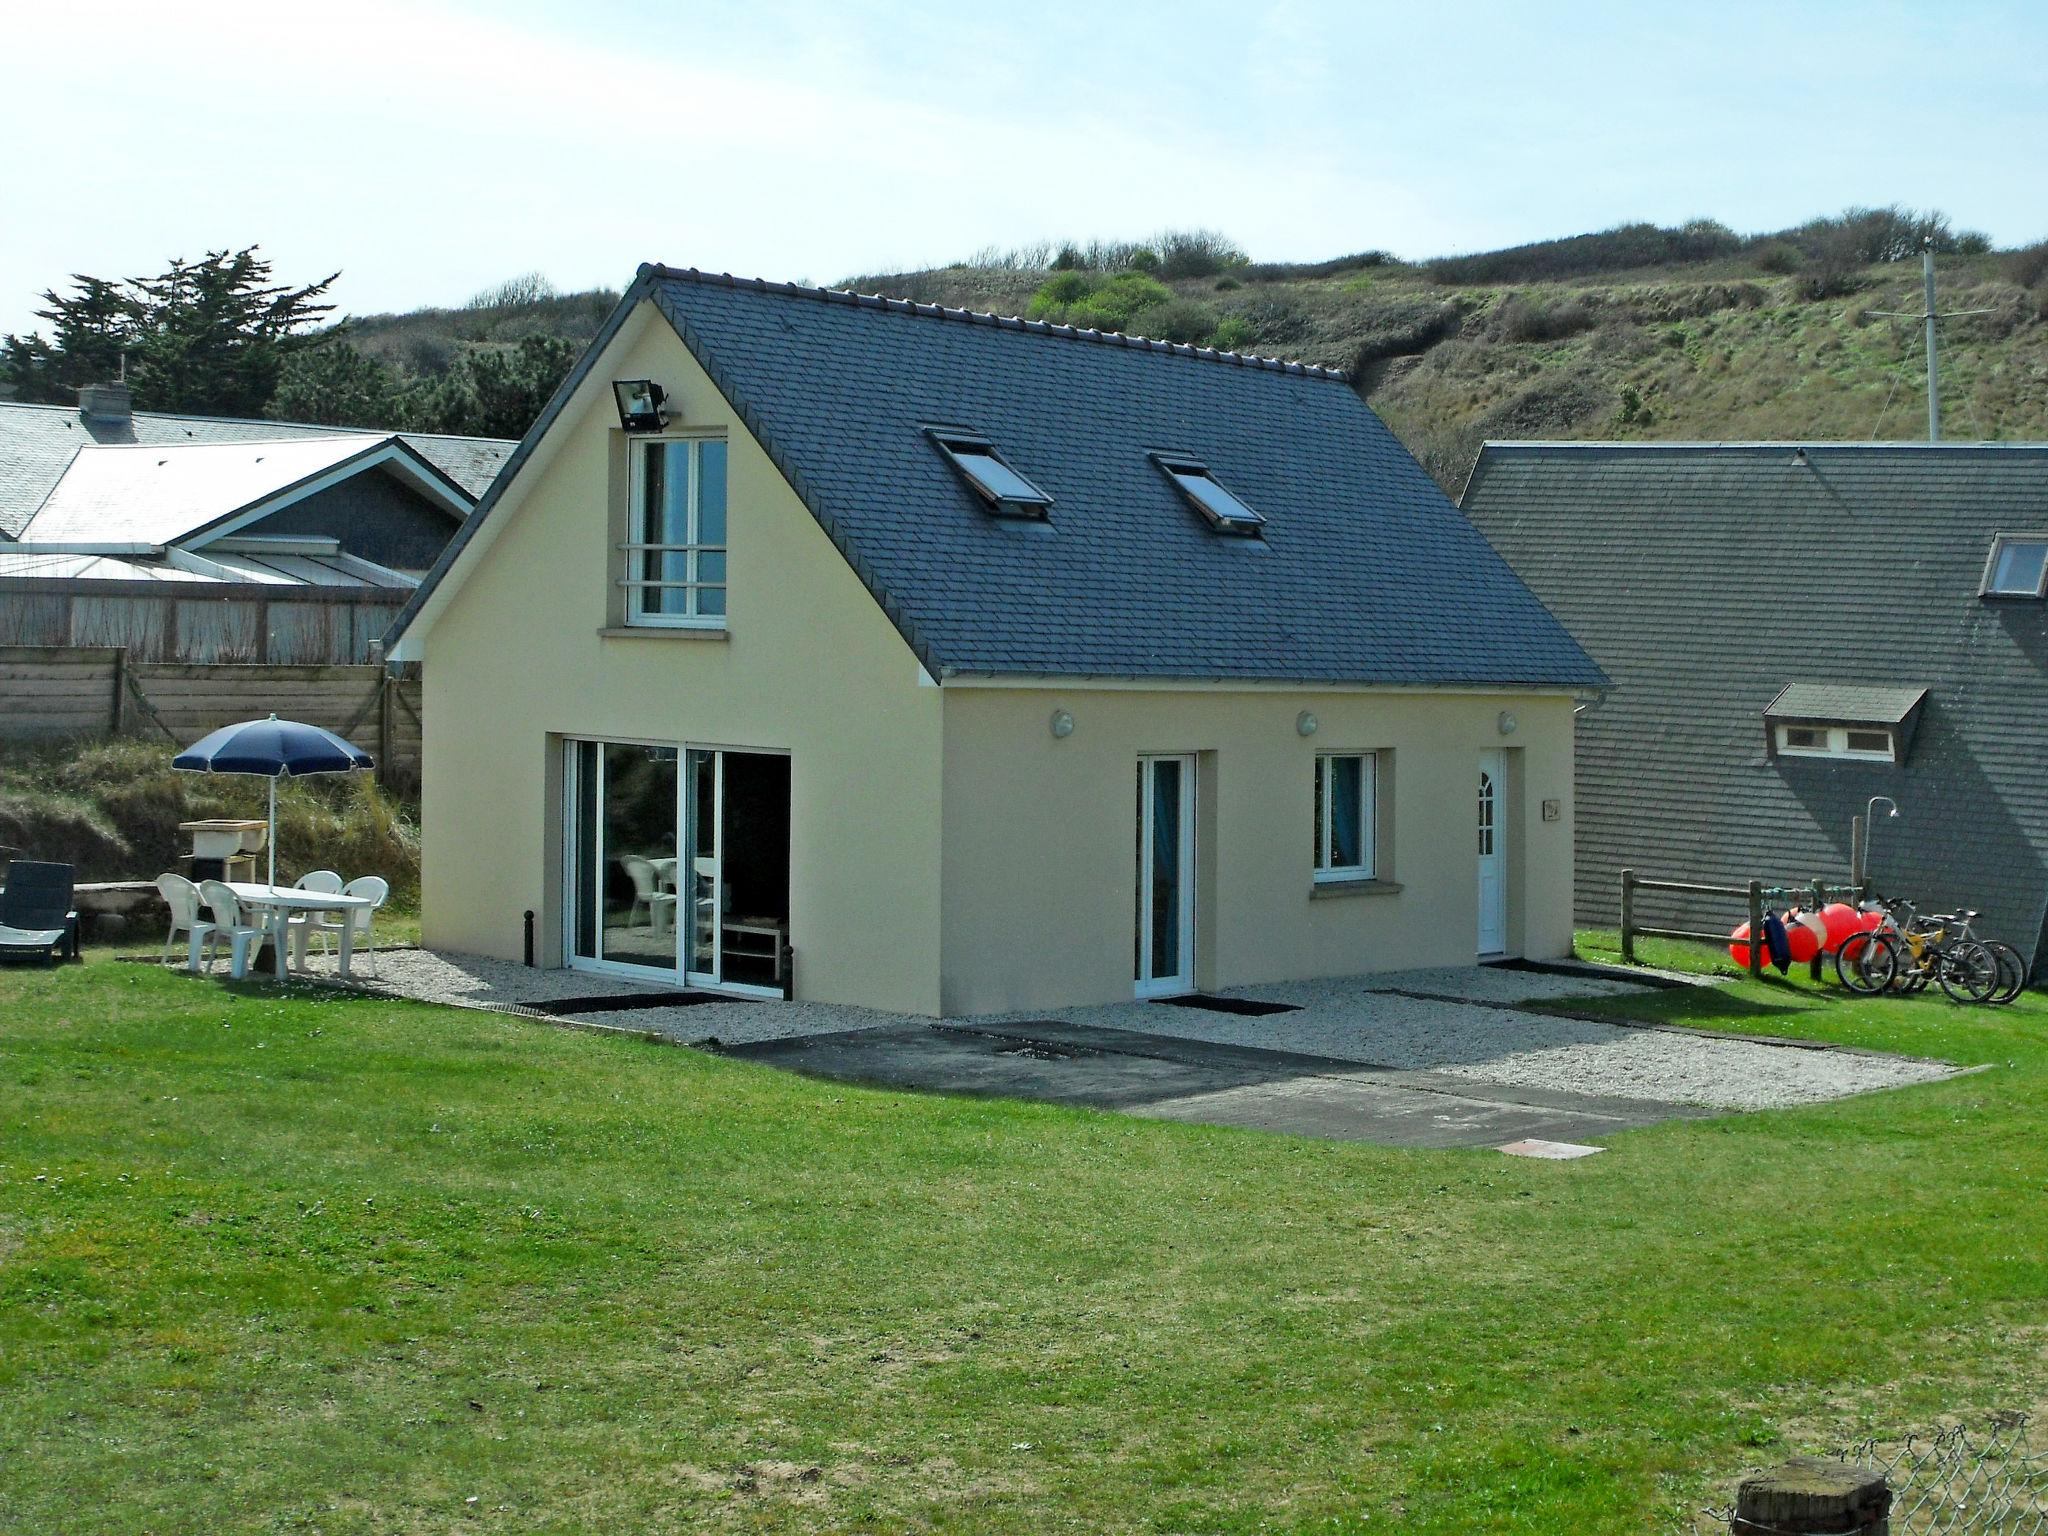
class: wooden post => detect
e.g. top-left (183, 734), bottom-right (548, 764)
top-left (1849, 814), bottom-right (1865, 889)
top-left (107, 645), bottom-right (126, 735)
top-left (1809, 877), bottom-right (1827, 982)
top-left (1747, 879), bottom-right (1765, 977)
top-left (1733, 1457), bottom-right (1889, 1533)
top-left (1619, 868), bottom-right (1636, 964)
top-left (376, 670), bottom-right (393, 790)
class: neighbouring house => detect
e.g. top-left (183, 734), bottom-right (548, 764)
top-left (385, 266), bottom-right (1604, 1015)
top-left (0, 387), bottom-right (512, 663)
top-left (1462, 440), bottom-right (2048, 976)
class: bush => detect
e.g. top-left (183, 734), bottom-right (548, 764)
top-left (465, 271), bottom-right (557, 310)
top-left (1026, 270), bottom-right (1173, 331)
top-left (1129, 297), bottom-right (1220, 344)
top-left (2007, 241), bottom-right (2048, 289)
top-left (1424, 220), bottom-right (1743, 284)
top-left (1152, 229), bottom-right (1248, 280)
top-left (1754, 242), bottom-right (1805, 274)
top-left (1210, 315), bottom-right (1255, 351)
top-left (1493, 294), bottom-right (1597, 343)
top-left (1956, 230), bottom-right (1994, 256)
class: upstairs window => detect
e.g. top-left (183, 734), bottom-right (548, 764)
top-left (932, 433), bottom-right (1052, 517)
top-left (1982, 534), bottom-right (2048, 598)
top-left (1774, 724), bottom-right (1898, 762)
top-left (624, 438), bottom-right (727, 625)
top-left (1154, 455), bottom-right (1265, 536)
top-left (1313, 752), bottom-right (1378, 881)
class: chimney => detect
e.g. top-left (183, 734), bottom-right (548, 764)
top-left (78, 381), bottom-right (132, 425)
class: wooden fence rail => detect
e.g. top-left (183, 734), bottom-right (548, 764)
top-left (0, 645), bottom-right (420, 787)
top-left (1620, 868), bottom-right (1868, 979)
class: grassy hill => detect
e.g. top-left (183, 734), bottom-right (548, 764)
top-left (845, 222), bottom-right (2048, 493)
top-left (345, 215), bottom-right (2048, 493)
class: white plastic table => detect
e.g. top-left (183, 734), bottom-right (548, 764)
top-left (223, 883), bottom-right (375, 980)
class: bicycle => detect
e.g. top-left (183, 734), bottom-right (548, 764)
top-left (1837, 898), bottom-right (2004, 1003)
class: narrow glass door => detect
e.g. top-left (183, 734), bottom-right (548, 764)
top-left (1135, 754), bottom-right (1195, 998)
top-left (566, 740), bottom-right (680, 972)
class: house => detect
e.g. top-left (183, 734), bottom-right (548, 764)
top-left (385, 266), bottom-right (1604, 1015)
top-left (0, 388), bottom-right (512, 663)
top-left (1461, 440), bottom-right (2048, 977)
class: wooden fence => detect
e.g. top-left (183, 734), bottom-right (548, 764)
top-left (0, 645), bottom-right (421, 787)
top-left (1619, 868), bottom-right (1866, 979)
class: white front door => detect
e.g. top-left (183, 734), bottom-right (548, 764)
top-left (1477, 750), bottom-right (1507, 956)
top-left (1135, 755), bottom-right (1196, 998)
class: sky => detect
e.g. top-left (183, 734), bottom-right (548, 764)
top-left (5, 0), bottom-right (2045, 337)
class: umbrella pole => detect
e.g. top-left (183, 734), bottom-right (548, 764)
top-left (268, 776), bottom-right (277, 887)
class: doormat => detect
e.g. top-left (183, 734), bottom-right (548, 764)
top-left (1152, 993), bottom-right (1302, 1017)
top-left (531, 991), bottom-right (720, 1016)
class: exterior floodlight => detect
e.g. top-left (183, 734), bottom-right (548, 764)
top-left (613, 379), bottom-right (668, 433)
top-left (1296, 710), bottom-right (1319, 737)
top-left (1049, 709), bottom-right (1075, 739)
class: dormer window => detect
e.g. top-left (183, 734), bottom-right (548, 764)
top-left (1153, 454), bottom-right (1265, 536)
top-left (932, 433), bottom-right (1052, 518)
top-left (1764, 683), bottom-right (1926, 766)
top-left (1981, 534), bottom-right (2048, 598)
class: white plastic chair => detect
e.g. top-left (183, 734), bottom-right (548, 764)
top-left (285, 870), bottom-right (345, 968)
top-left (619, 856), bottom-right (677, 936)
top-left (294, 875), bottom-right (389, 976)
top-left (193, 879), bottom-right (265, 979)
top-left (156, 872), bottom-right (212, 966)
top-left (295, 870), bottom-right (345, 894)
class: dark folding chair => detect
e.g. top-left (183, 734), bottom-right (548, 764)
top-left (0, 860), bottom-right (81, 964)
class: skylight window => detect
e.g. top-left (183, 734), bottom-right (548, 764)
top-left (932, 434), bottom-right (1052, 517)
top-left (1982, 534), bottom-right (2048, 598)
top-left (1154, 455), bottom-right (1266, 536)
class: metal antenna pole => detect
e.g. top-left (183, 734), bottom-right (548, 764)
top-left (1922, 246), bottom-right (1939, 442)
top-left (1872, 240), bottom-right (1993, 443)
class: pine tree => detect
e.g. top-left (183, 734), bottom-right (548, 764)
top-left (268, 342), bottom-right (401, 428)
top-left (127, 248), bottom-right (338, 416)
top-left (1, 275), bottom-right (136, 403)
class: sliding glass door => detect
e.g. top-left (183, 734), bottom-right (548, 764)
top-left (566, 738), bottom-right (789, 995)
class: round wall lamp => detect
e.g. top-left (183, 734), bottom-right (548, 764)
top-left (1296, 710), bottom-right (1320, 737)
top-left (1049, 709), bottom-right (1075, 739)
top-left (1497, 710), bottom-right (1519, 736)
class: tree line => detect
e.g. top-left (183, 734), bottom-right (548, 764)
top-left (1, 247), bottom-right (577, 440)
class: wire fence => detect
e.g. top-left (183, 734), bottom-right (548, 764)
top-left (1701, 1416), bottom-right (2048, 1534)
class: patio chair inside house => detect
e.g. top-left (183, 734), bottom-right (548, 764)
top-left (290, 875), bottom-right (389, 976)
top-left (0, 860), bottom-right (81, 964)
top-left (194, 879), bottom-right (266, 980)
top-left (155, 872), bottom-right (211, 966)
top-left (619, 856), bottom-right (677, 935)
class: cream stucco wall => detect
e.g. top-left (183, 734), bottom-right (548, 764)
top-left (416, 304), bottom-right (945, 1014)
top-left (935, 685), bottom-right (1577, 1015)
top-left (413, 299), bottom-right (1581, 1021)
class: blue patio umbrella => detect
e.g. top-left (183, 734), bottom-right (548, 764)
top-left (173, 714), bottom-right (374, 885)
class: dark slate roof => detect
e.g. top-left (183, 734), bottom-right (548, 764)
top-left (643, 268), bottom-right (1602, 686)
top-left (1462, 440), bottom-right (2048, 972)
top-left (1764, 682), bottom-right (1927, 724)
top-left (0, 399), bottom-right (512, 540)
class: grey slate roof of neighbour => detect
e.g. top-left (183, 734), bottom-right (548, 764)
top-left (1764, 682), bottom-right (1928, 724)
top-left (0, 399), bottom-right (512, 540)
top-left (1461, 440), bottom-right (2048, 973)
top-left (390, 266), bottom-right (1606, 690)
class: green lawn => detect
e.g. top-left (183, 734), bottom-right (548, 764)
top-left (1, 943), bottom-right (2043, 1534)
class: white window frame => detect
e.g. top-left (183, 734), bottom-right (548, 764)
top-left (1774, 723), bottom-right (1897, 762)
top-left (622, 434), bottom-right (728, 628)
top-left (1313, 751), bottom-right (1377, 882)
top-left (1980, 533), bottom-right (2048, 598)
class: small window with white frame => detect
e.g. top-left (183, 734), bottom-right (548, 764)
top-left (1774, 723), bottom-right (1897, 762)
top-left (1313, 752), bottom-right (1377, 881)
top-left (1981, 534), bottom-right (2048, 598)
top-left (623, 437), bottom-right (727, 625)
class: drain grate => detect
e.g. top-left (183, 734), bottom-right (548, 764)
top-left (1152, 993), bottom-right (1302, 1017)
top-left (531, 991), bottom-right (719, 1016)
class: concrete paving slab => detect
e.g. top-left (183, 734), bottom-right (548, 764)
top-left (716, 1017), bottom-right (1716, 1149)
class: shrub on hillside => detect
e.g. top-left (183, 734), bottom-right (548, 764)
top-left (2008, 242), bottom-right (2048, 290)
top-left (1153, 230), bottom-right (1248, 280)
top-left (1130, 297), bottom-right (1222, 344)
top-left (1493, 295), bottom-right (1597, 343)
top-left (1027, 270), bottom-right (1173, 332)
top-left (1425, 220), bottom-right (1743, 284)
top-left (1754, 242), bottom-right (1805, 274)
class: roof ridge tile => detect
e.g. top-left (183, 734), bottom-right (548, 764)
top-left (641, 263), bottom-right (1348, 381)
